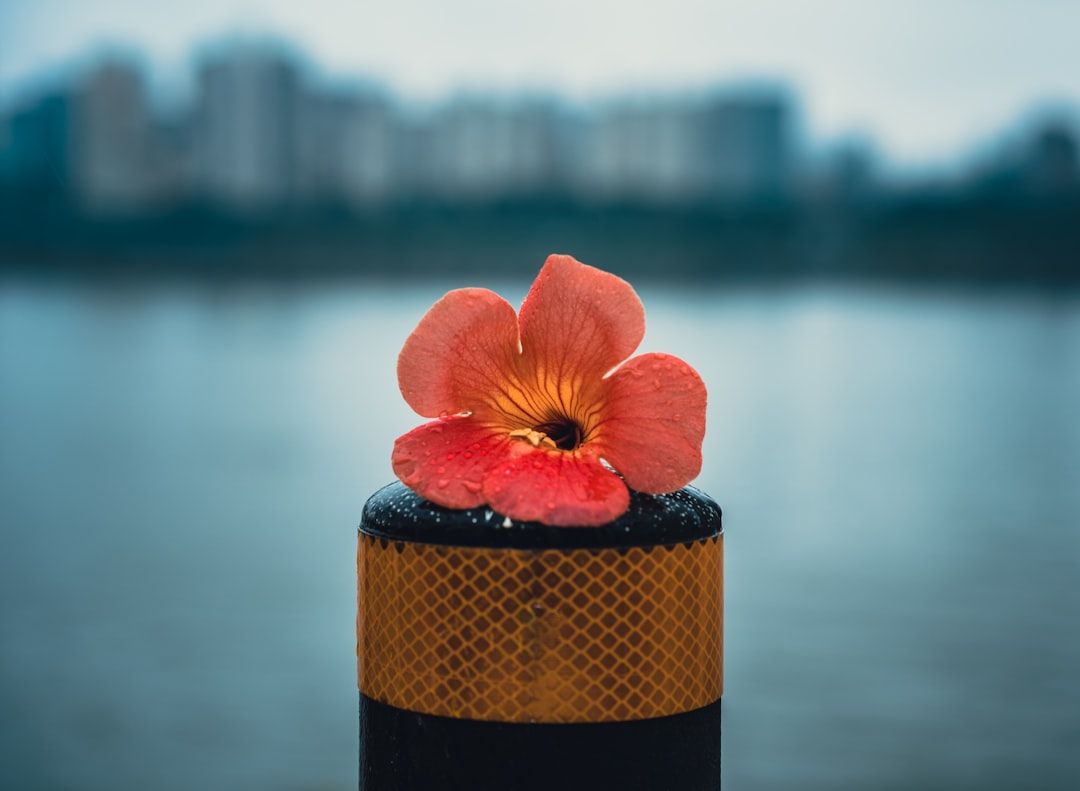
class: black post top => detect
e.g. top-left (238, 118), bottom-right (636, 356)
top-left (360, 481), bottom-right (723, 550)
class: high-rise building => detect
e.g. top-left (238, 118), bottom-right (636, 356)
top-left (1024, 122), bottom-right (1079, 197)
top-left (0, 91), bottom-right (72, 202)
top-left (71, 59), bottom-right (153, 213)
top-left (419, 97), bottom-right (574, 200)
top-left (579, 99), bottom-right (700, 201)
top-left (698, 90), bottom-right (794, 202)
top-left (337, 90), bottom-right (399, 207)
top-left (194, 42), bottom-right (302, 211)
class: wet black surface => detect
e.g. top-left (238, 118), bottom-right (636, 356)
top-left (360, 694), bottom-right (722, 791)
top-left (359, 480), bottom-right (723, 549)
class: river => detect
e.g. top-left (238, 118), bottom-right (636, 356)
top-left (1, 274), bottom-right (1078, 790)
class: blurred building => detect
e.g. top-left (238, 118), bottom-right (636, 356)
top-left (294, 84), bottom-right (401, 207)
top-left (0, 91), bottom-right (72, 203)
top-left (577, 90), bottom-right (796, 204)
top-left (1023, 122), bottom-right (1079, 197)
top-left (508, 99), bottom-right (579, 196)
top-left (71, 59), bottom-right (155, 213)
top-left (336, 90), bottom-right (399, 207)
top-left (425, 98), bottom-right (514, 199)
top-left (419, 97), bottom-right (573, 200)
top-left (698, 91), bottom-right (794, 202)
top-left (579, 99), bottom-right (700, 201)
top-left (194, 43), bottom-right (303, 212)
top-left (805, 136), bottom-right (879, 206)
top-left (967, 119), bottom-right (1080, 201)
top-left (1, 43), bottom-right (806, 214)
top-left (295, 88), bottom-right (356, 205)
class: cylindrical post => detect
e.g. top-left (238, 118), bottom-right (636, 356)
top-left (357, 481), bottom-right (723, 790)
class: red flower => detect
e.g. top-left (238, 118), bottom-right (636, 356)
top-left (392, 254), bottom-right (707, 527)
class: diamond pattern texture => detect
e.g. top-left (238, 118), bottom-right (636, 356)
top-left (357, 533), bottom-right (723, 723)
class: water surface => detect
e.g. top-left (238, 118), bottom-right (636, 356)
top-left (1, 275), bottom-right (1078, 790)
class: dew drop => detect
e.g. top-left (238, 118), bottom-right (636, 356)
top-left (464, 481), bottom-right (482, 494)
top-left (464, 452), bottom-right (473, 459)
top-left (437, 466), bottom-right (447, 474)
top-left (446, 454), bottom-right (456, 461)
top-left (437, 479), bottom-right (451, 489)
top-left (546, 502), bottom-right (556, 510)
top-left (673, 414), bottom-right (682, 422)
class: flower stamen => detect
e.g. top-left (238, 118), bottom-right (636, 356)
top-left (536, 419), bottom-right (584, 451)
top-left (509, 427), bottom-right (558, 450)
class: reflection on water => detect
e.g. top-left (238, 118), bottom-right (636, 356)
top-left (1, 275), bottom-right (1078, 791)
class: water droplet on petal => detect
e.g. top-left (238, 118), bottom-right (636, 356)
top-left (464, 481), bottom-right (482, 494)
top-left (437, 479), bottom-right (451, 489)
top-left (446, 453), bottom-right (455, 461)
top-left (463, 452), bottom-right (473, 459)
top-left (673, 414), bottom-right (682, 422)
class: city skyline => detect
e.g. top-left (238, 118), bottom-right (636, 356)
top-left (2, 30), bottom-right (1077, 287)
top-left (2, 34), bottom-right (1077, 220)
top-left (2, 0), bottom-right (1079, 172)
top-left (1, 44), bottom-right (805, 214)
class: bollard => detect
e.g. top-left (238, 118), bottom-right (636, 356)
top-left (357, 480), bottom-right (723, 791)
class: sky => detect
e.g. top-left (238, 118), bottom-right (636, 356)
top-left (1, 0), bottom-right (1079, 170)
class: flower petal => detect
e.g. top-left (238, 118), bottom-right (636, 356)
top-left (397, 288), bottom-right (521, 418)
top-left (594, 353), bottom-right (707, 493)
top-left (391, 415), bottom-right (516, 509)
top-left (517, 255), bottom-right (645, 391)
top-left (483, 448), bottom-right (630, 527)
